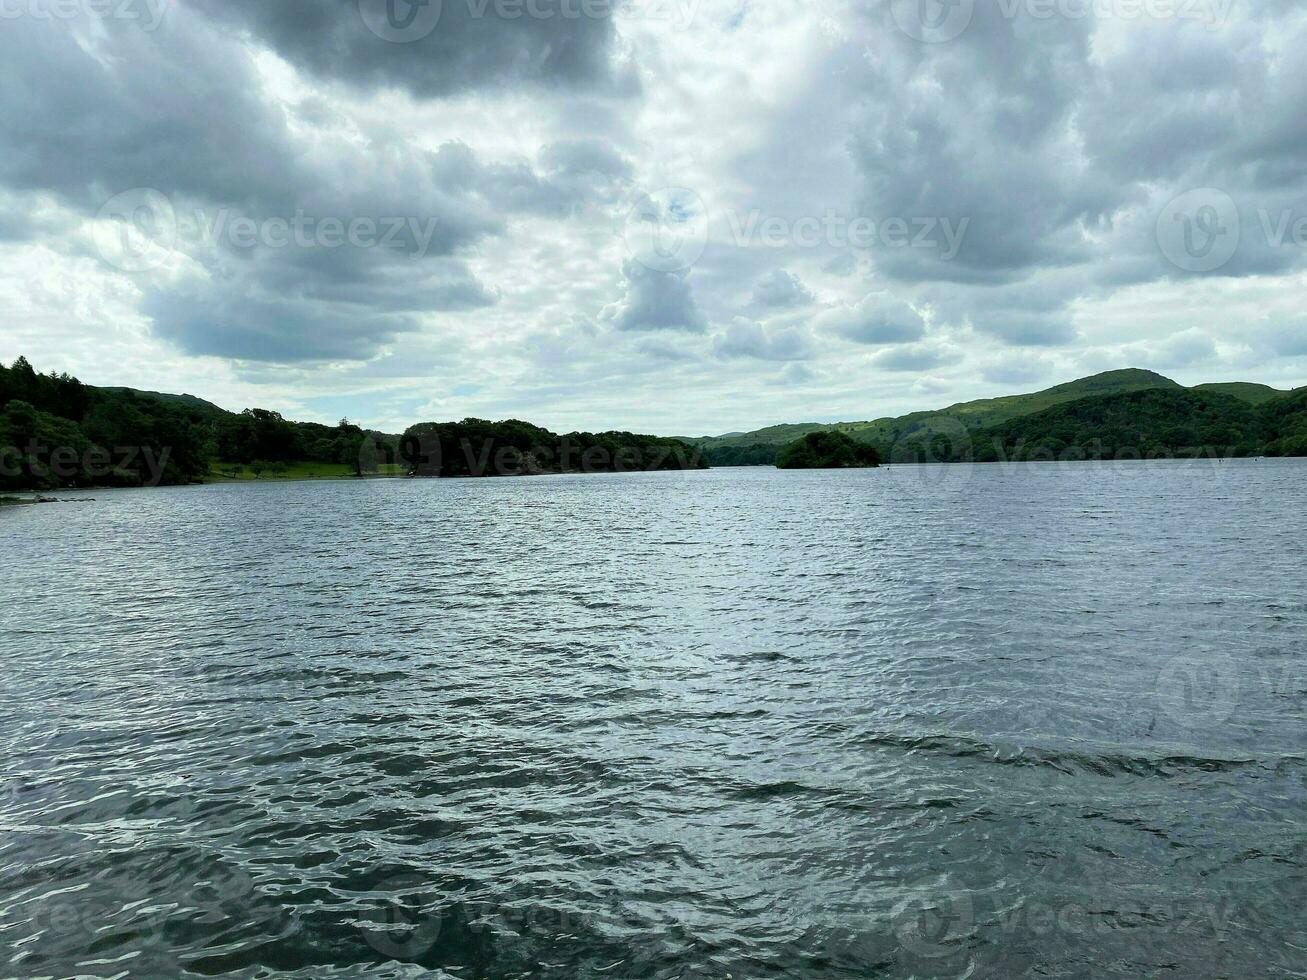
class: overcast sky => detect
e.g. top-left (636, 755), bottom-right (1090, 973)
top-left (1, 0), bottom-right (1304, 435)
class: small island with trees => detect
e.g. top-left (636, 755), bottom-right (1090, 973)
top-left (777, 431), bottom-right (882, 469)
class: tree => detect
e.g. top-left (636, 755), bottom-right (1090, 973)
top-left (777, 431), bottom-right (881, 469)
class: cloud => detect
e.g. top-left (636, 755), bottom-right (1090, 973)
top-left (773, 363), bottom-right (816, 386)
top-left (981, 354), bottom-right (1054, 387)
top-left (4, 0), bottom-right (1307, 431)
top-left (970, 311), bottom-right (1079, 347)
top-left (750, 270), bottom-right (815, 309)
top-left (184, 0), bottom-right (628, 98)
top-left (818, 293), bottom-right (926, 345)
top-left (1138, 329), bottom-right (1219, 369)
top-left (602, 261), bottom-right (707, 333)
top-left (0, 6), bottom-right (635, 364)
top-left (1259, 322), bottom-right (1307, 358)
top-left (870, 343), bottom-right (960, 373)
top-left (713, 318), bottom-right (812, 361)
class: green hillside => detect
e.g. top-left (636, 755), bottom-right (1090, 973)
top-left (1192, 382), bottom-right (1293, 405)
top-left (1, 356), bottom-right (704, 491)
top-left (894, 386), bottom-right (1307, 463)
top-left (697, 369), bottom-right (1183, 452)
top-left (102, 387), bottom-right (230, 416)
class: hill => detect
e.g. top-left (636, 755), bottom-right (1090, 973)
top-left (693, 368), bottom-right (1307, 457)
top-left (0, 356), bottom-right (704, 491)
top-left (102, 387), bottom-right (230, 417)
top-left (889, 386), bottom-right (1307, 463)
top-left (695, 369), bottom-right (1183, 454)
top-left (1192, 382), bottom-right (1294, 405)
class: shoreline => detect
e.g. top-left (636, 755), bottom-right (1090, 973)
top-left (1, 454), bottom-right (1293, 500)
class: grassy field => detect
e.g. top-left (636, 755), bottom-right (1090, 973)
top-left (208, 462), bottom-right (408, 482)
top-left (1193, 382), bottom-right (1294, 405)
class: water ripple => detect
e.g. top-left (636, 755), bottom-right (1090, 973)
top-left (2, 462), bottom-right (1305, 977)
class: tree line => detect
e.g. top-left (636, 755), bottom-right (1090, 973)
top-left (883, 388), bottom-right (1307, 464)
top-left (705, 387), bottom-right (1307, 468)
top-left (0, 356), bottom-right (706, 491)
top-left (396, 420), bottom-right (706, 477)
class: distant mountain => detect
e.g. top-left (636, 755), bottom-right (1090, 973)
top-left (693, 369), bottom-right (1185, 451)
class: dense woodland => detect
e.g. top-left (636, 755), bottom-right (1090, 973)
top-left (0, 357), bottom-right (704, 491)
top-left (6, 356), bottom-right (1307, 492)
top-left (702, 443), bottom-right (780, 467)
top-left (399, 420), bottom-right (706, 476)
top-left (0, 357), bottom-right (381, 491)
top-left (777, 431), bottom-right (882, 469)
top-left (888, 388), bottom-right (1307, 464)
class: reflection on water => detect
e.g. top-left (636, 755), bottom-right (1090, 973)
top-left (1, 461), bottom-right (1304, 977)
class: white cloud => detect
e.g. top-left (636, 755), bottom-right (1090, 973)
top-left (1, 0), bottom-right (1306, 433)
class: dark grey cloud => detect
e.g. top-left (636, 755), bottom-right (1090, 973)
top-left (839, 4), bottom-right (1307, 351)
top-left (184, 0), bottom-right (628, 98)
top-left (604, 261), bottom-right (706, 333)
top-left (772, 363), bottom-right (816, 386)
top-left (849, 5), bottom-right (1115, 283)
top-left (5, 0), bottom-right (1307, 416)
top-left (0, 15), bottom-right (299, 210)
top-left (541, 139), bottom-right (634, 181)
top-left (0, 5), bottom-right (632, 363)
top-left (143, 289), bottom-right (415, 362)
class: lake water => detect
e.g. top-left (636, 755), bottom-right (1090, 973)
top-left (2, 461), bottom-right (1304, 978)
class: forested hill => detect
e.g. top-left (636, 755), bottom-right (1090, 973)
top-left (697, 369), bottom-right (1306, 465)
top-left (903, 387), bottom-right (1307, 463)
top-left (0, 356), bottom-right (391, 491)
top-left (688, 368), bottom-right (1182, 453)
top-left (0, 357), bottom-right (705, 491)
